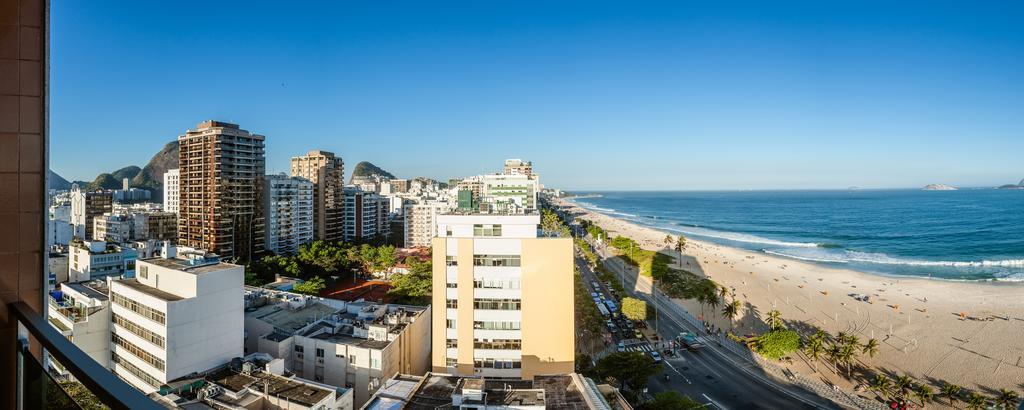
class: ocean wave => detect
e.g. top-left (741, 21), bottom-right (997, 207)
top-left (662, 226), bottom-right (821, 248)
top-left (763, 249), bottom-right (1024, 269)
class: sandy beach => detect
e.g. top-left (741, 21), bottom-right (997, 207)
top-left (557, 197), bottom-right (1024, 400)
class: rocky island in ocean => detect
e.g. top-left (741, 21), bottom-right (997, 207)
top-left (922, 183), bottom-right (957, 191)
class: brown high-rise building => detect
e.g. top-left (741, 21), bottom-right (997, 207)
top-left (177, 121), bottom-right (266, 260)
top-left (291, 150), bottom-right (345, 242)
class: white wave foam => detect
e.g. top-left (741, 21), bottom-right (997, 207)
top-left (763, 250), bottom-right (849, 264)
top-left (663, 226), bottom-right (821, 248)
top-left (844, 251), bottom-right (1024, 268)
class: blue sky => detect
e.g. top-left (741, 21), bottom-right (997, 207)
top-left (51, 1), bottom-right (1024, 190)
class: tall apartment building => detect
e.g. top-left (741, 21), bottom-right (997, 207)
top-left (264, 174), bottom-right (315, 255)
top-left (343, 187), bottom-right (390, 242)
top-left (163, 169), bottom-right (179, 214)
top-left (108, 246), bottom-right (244, 393)
top-left (291, 150), bottom-right (346, 242)
top-left (70, 185), bottom-right (113, 240)
top-left (431, 214), bottom-right (574, 379)
top-left (403, 201), bottom-right (450, 248)
top-left (177, 121), bottom-right (266, 260)
top-left (132, 211), bottom-right (177, 241)
top-left (389, 179), bottom-right (410, 193)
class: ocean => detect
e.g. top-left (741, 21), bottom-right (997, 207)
top-left (569, 189), bottom-right (1024, 281)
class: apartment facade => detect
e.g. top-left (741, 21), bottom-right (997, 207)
top-left (70, 185), bottom-right (113, 240)
top-left (264, 174), bottom-right (315, 255)
top-left (132, 211), bottom-right (177, 241)
top-left (502, 158), bottom-right (534, 177)
top-left (431, 214), bottom-right (574, 379)
top-left (93, 213), bottom-right (134, 243)
top-left (48, 280), bottom-right (112, 373)
top-left (403, 201), bottom-right (450, 248)
top-left (177, 121), bottom-right (266, 260)
top-left (291, 150), bottom-right (346, 242)
top-left (68, 240), bottom-right (138, 282)
top-left (343, 187), bottom-right (390, 242)
top-left (108, 246), bottom-right (244, 393)
top-left (163, 168), bottom-right (179, 214)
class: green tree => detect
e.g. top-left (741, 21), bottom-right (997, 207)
top-left (387, 257), bottom-right (432, 305)
top-left (59, 381), bottom-right (105, 410)
top-left (869, 374), bottom-right (893, 400)
top-left (722, 299), bottom-right (742, 329)
top-left (940, 383), bottom-right (962, 407)
top-left (292, 276), bottom-right (326, 296)
top-left (754, 330), bottom-right (800, 360)
top-left (593, 352), bottom-right (662, 391)
top-left (861, 338), bottom-right (880, 359)
top-left (803, 334), bottom-right (825, 372)
top-left (374, 245), bottom-right (398, 274)
top-left (765, 309), bottom-right (783, 331)
top-left (893, 375), bottom-right (913, 399)
top-left (994, 388), bottom-right (1019, 409)
top-left (965, 392), bottom-right (987, 410)
top-left (621, 297), bottom-right (648, 321)
top-left (297, 240), bottom-right (347, 274)
top-left (640, 391), bottom-right (703, 410)
top-left (913, 384), bottom-right (934, 408)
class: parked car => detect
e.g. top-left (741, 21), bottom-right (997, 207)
top-left (617, 341), bottom-right (625, 352)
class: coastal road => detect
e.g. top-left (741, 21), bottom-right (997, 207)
top-left (576, 244), bottom-right (835, 409)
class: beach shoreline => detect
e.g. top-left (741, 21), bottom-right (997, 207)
top-left (555, 197), bottom-right (1024, 398)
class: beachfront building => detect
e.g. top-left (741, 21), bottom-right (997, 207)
top-left (402, 200), bottom-right (451, 248)
top-left (362, 372), bottom-right (632, 410)
top-left (108, 245), bottom-right (244, 393)
top-left (343, 186), bottom-right (390, 242)
top-left (264, 174), bottom-right (315, 255)
top-left (68, 240), bottom-right (138, 282)
top-left (454, 173), bottom-right (539, 214)
top-left (502, 158), bottom-right (534, 177)
top-left (291, 150), bottom-right (346, 242)
top-left (163, 168), bottom-right (179, 214)
top-left (244, 287), bottom-right (431, 407)
top-left (431, 213), bottom-right (574, 379)
top-left (70, 185), bottom-right (113, 240)
top-left (177, 120), bottom-right (266, 260)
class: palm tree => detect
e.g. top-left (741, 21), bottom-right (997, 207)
top-left (994, 388), bottom-right (1019, 409)
top-left (965, 392), bottom-right (987, 410)
top-left (861, 338), bottom-right (880, 359)
top-left (837, 343), bottom-right (858, 377)
top-left (844, 334), bottom-right (861, 349)
top-left (893, 375), bottom-right (913, 399)
top-left (913, 384), bottom-right (934, 408)
top-left (766, 309), bottom-right (783, 331)
top-left (722, 299), bottom-right (742, 330)
top-left (869, 375), bottom-right (893, 400)
top-left (940, 383), bottom-right (962, 407)
top-left (663, 234), bottom-right (673, 247)
top-left (706, 292), bottom-right (721, 320)
top-left (803, 336), bottom-right (825, 373)
top-left (718, 285), bottom-right (729, 303)
top-left (674, 235), bottom-right (686, 268)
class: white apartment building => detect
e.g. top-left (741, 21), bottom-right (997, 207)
top-left (264, 174), bottom-right (315, 255)
top-left (48, 201), bottom-right (73, 246)
top-left (48, 280), bottom-right (112, 374)
top-left (163, 169), bottom-right (179, 214)
top-left (108, 246), bottom-right (243, 393)
top-left (403, 201), bottom-right (451, 248)
top-left (244, 287), bottom-right (430, 407)
top-left (432, 214), bottom-right (574, 379)
top-left (68, 240), bottom-right (138, 282)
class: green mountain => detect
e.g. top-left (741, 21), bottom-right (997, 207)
top-left (131, 141), bottom-right (179, 193)
top-left (86, 173), bottom-right (122, 191)
top-left (350, 161), bottom-right (396, 182)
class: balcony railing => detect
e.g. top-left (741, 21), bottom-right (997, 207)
top-left (10, 301), bottom-right (161, 410)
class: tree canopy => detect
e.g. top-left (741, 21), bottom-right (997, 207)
top-left (292, 276), bottom-right (326, 296)
top-left (593, 351), bottom-right (662, 391)
top-left (621, 297), bottom-right (648, 321)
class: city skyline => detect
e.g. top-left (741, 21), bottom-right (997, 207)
top-left (52, 1), bottom-right (1024, 190)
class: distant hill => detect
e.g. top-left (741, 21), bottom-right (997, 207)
top-left (922, 184), bottom-right (957, 191)
top-left (131, 141), bottom-right (179, 193)
top-left (48, 169), bottom-right (71, 190)
top-left (997, 177), bottom-right (1024, 190)
top-left (350, 161), bottom-right (395, 182)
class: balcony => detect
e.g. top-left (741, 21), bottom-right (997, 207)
top-left (10, 302), bottom-right (161, 410)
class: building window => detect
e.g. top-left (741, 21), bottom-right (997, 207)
top-left (447, 319), bottom-right (457, 329)
top-left (370, 357), bottom-right (380, 370)
top-left (473, 321), bottom-right (520, 330)
top-left (111, 333), bottom-right (165, 371)
top-left (348, 355), bottom-right (356, 365)
top-left (295, 345), bottom-right (304, 353)
top-left (446, 255), bottom-right (458, 266)
top-left (446, 339), bottom-right (458, 348)
top-left (111, 352), bottom-right (161, 389)
top-left (446, 282), bottom-right (457, 288)
top-left (316, 348), bottom-right (324, 358)
top-left (473, 298), bottom-right (521, 310)
top-left (474, 339), bottom-right (522, 350)
top-left (473, 278), bottom-right (520, 289)
top-left (472, 255), bottom-right (520, 267)
top-left (139, 265), bottom-right (148, 279)
top-left (111, 292), bottom-right (165, 324)
top-left (473, 358), bottom-right (522, 369)
top-left (473, 224), bottom-right (502, 237)
top-left (446, 299), bottom-right (458, 309)
top-left (446, 357), bottom-right (457, 368)
top-left (112, 313), bottom-right (165, 348)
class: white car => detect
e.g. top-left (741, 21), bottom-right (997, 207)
top-left (617, 341), bottom-right (625, 352)
top-left (649, 351), bottom-right (663, 363)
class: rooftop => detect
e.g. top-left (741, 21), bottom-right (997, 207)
top-left (246, 301), bottom-right (338, 335)
top-left (206, 366), bottom-right (334, 408)
top-left (363, 373), bottom-right (624, 410)
top-left (111, 278), bottom-right (184, 301)
top-left (141, 255), bottom-right (235, 275)
top-left (64, 281), bottom-right (109, 301)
